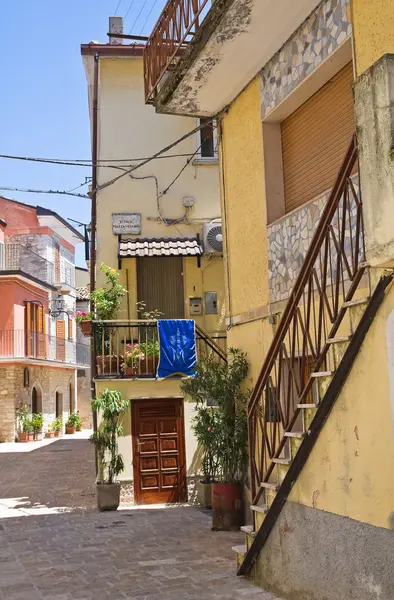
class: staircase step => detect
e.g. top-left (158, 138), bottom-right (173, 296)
top-left (232, 544), bottom-right (246, 568)
top-left (343, 296), bottom-right (369, 308)
top-left (273, 457), bottom-right (292, 465)
top-left (260, 481), bottom-right (280, 490)
top-left (250, 504), bottom-right (268, 513)
top-left (311, 371), bottom-right (334, 377)
top-left (297, 403), bottom-right (318, 409)
top-left (284, 431), bottom-right (305, 439)
top-left (327, 335), bottom-right (352, 344)
top-left (241, 524), bottom-right (256, 535)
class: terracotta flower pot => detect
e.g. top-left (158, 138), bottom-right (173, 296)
top-left (28, 433), bottom-right (34, 442)
top-left (66, 425), bottom-right (76, 434)
top-left (145, 356), bottom-right (158, 376)
top-left (54, 430), bottom-right (61, 437)
top-left (45, 432), bottom-right (55, 439)
top-left (80, 320), bottom-right (91, 337)
top-left (33, 432), bottom-right (42, 441)
top-left (196, 480), bottom-right (212, 509)
top-left (211, 482), bottom-right (243, 531)
top-left (96, 356), bottom-right (122, 376)
top-left (18, 432), bottom-right (30, 443)
top-left (124, 366), bottom-right (138, 378)
top-left (96, 482), bottom-right (121, 512)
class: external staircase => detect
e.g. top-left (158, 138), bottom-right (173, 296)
top-left (234, 137), bottom-right (394, 577)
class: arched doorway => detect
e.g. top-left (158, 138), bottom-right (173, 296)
top-left (55, 391), bottom-right (63, 418)
top-left (31, 386), bottom-right (42, 414)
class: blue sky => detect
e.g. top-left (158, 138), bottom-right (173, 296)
top-left (0, 0), bottom-right (166, 266)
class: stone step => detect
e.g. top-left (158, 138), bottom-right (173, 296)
top-left (250, 504), bottom-right (268, 530)
top-left (327, 335), bottom-right (352, 344)
top-left (273, 457), bottom-right (292, 465)
top-left (343, 296), bottom-right (369, 308)
top-left (241, 524), bottom-right (255, 535)
top-left (232, 544), bottom-right (246, 569)
top-left (298, 403), bottom-right (319, 409)
top-left (260, 481), bottom-right (280, 490)
top-left (284, 431), bottom-right (305, 438)
top-left (311, 371), bottom-right (334, 377)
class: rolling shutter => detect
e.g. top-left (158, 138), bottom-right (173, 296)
top-left (137, 257), bottom-right (185, 319)
top-left (281, 62), bottom-right (355, 214)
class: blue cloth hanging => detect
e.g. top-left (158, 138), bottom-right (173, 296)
top-left (157, 319), bottom-right (197, 379)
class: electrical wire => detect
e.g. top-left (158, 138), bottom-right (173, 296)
top-left (124, 0), bottom-right (137, 20)
top-left (139, 0), bottom-right (159, 35)
top-left (0, 151), bottom-right (203, 167)
top-left (94, 117), bottom-right (216, 194)
top-left (0, 186), bottom-right (89, 199)
top-left (114, 0), bottom-right (122, 15)
top-left (129, 0), bottom-right (148, 33)
top-left (66, 181), bottom-right (88, 193)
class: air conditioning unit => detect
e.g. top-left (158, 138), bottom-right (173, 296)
top-left (203, 220), bottom-right (223, 254)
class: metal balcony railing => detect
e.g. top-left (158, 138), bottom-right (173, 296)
top-left (92, 320), bottom-right (226, 379)
top-left (0, 329), bottom-right (90, 366)
top-left (1, 244), bottom-right (55, 287)
top-left (144, 0), bottom-right (213, 103)
top-left (58, 264), bottom-right (75, 288)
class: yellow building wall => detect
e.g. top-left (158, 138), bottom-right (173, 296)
top-left (91, 56), bottom-right (225, 332)
top-left (289, 280), bottom-right (394, 529)
top-left (95, 379), bottom-right (199, 483)
top-left (351, 0), bottom-right (394, 76)
top-left (220, 77), bottom-right (269, 318)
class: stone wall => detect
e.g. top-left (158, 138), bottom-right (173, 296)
top-left (260, 0), bottom-right (352, 118)
top-left (268, 176), bottom-right (360, 303)
top-left (0, 364), bottom-right (77, 442)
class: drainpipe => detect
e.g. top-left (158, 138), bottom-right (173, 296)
top-left (90, 52), bottom-right (99, 475)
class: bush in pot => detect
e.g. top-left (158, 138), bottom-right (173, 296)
top-left (32, 413), bottom-right (44, 441)
top-left (16, 403), bottom-right (31, 442)
top-left (121, 344), bottom-right (145, 377)
top-left (182, 348), bottom-right (249, 529)
top-left (90, 388), bottom-right (129, 511)
top-left (190, 403), bottom-right (220, 508)
top-left (66, 412), bottom-right (79, 434)
top-left (53, 417), bottom-right (62, 437)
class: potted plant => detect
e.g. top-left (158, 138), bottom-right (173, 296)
top-left (32, 413), bottom-right (44, 441)
top-left (90, 388), bottom-right (129, 511)
top-left (23, 418), bottom-right (34, 442)
top-left (139, 340), bottom-right (160, 376)
top-left (191, 403), bottom-right (220, 508)
top-left (121, 344), bottom-right (145, 377)
top-left (181, 348), bottom-right (249, 530)
top-left (45, 424), bottom-right (55, 439)
top-left (65, 412), bottom-right (78, 434)
top-left (16, 404), bottom-right (30, 442)
top-left (76, 311), bottom-right (92, 337)
top-left (92, 264), bottom-right (127, 374)
top-left (53, 417), bottom-right (62, 437)
top-left (75, 413), bottom-right (83, 432)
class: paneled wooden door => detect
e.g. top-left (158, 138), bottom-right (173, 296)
top-left (132, 398), bottom-right (187, 505)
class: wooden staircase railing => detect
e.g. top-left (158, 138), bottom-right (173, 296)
top-left (247, 136), bottom-right (365, 507)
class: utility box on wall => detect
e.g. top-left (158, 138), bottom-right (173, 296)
top-left (205, 292), bottom-right (218, 314)
top-left (189, 297), bottom-right (202, 315)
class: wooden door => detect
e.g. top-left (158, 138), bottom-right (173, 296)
top-left (137, 256), bottom-right (185, 318)
top-left (132, 398), bottom-right (187, 505)
top-left (56, 320), bottom-right (66, 361)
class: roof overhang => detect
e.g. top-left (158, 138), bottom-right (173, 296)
top-left (152, 0), bottom-right (321, 117)
top-left (119, 237), bottom-right (203, 258)
top-left (36, 207), bottom-right (84, 246)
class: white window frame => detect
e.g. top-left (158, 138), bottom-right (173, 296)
top-left (194, 118), bottom-right (218, 164)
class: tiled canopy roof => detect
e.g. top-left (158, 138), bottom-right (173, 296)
top-left (118, 238), bottom-right (203, 258)
top-left (76, 287), bottom-right (90, 300)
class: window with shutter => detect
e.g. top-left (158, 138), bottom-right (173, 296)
top-left (281, 62), bottom-right (355, 214)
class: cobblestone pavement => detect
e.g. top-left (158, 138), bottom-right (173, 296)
top-left (0, 434), bottom-right (281, 600)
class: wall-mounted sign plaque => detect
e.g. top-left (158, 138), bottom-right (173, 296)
top-left (112, 213), bottom-right (141, 235)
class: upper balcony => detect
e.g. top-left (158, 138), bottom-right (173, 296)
top-left (92, 319), bottom-right (226, 379)
top-left (0, 243), bottom-right (56, 290)
top-left (0, 330), bottom-right (90, 367)
top-left (144, 0), bottom-right (321, 116)
top-left (55, 263), bottom-right (75, 294)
